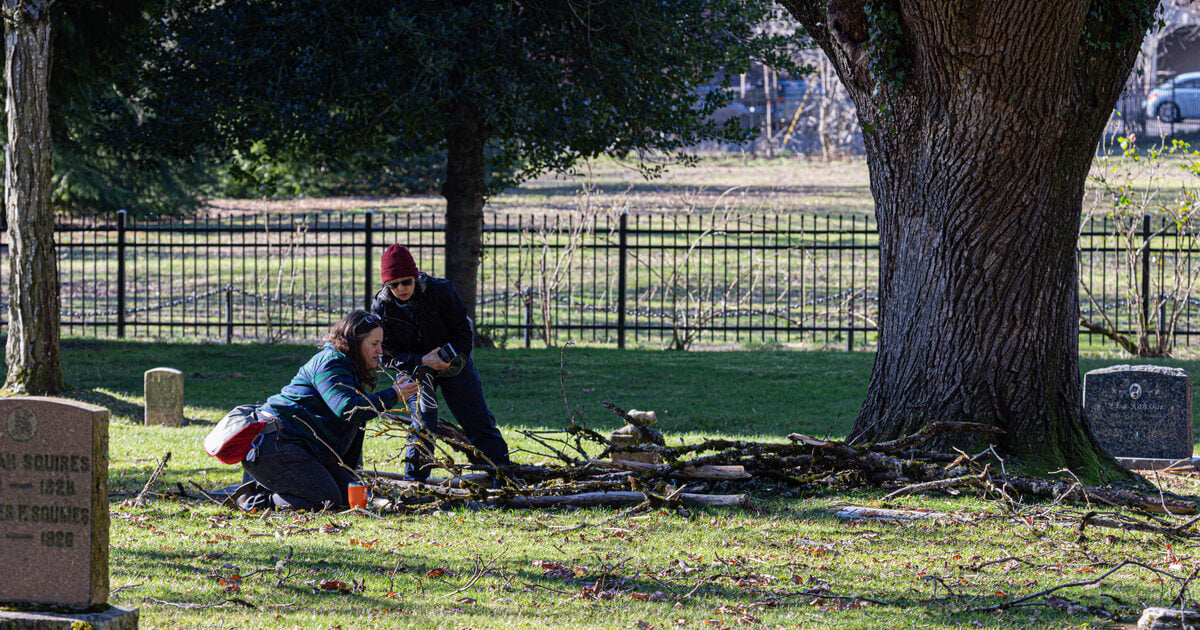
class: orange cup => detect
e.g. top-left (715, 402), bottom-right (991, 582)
top-left (347, 482), bottom-right (367, 509)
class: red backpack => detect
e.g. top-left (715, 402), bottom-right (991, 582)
top-left (203, 405), bottom-right (278, 464)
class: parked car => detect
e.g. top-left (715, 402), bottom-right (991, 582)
top-left (1143, 72), bottom-right (1200, 123)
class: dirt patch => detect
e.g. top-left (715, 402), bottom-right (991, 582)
top-left (200, 156), bottom-right (876, 217)
top-left (201, 194), bottom-right (443, 216)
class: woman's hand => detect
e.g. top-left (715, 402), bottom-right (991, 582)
top-left (421, 348), bottom-right (451, 371)
top-left (393, 376), bottom-right (419, 399)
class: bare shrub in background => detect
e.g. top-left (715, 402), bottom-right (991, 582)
top-left (1080, 138), bottom-right (1200, 357)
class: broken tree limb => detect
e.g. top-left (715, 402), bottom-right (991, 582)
top-left (133, 451), bottom-right (171, 507)
top-left (368, 476), bottom-right (475, 499)
top-left (360, 469), bottom-right (493, 487)
top-left (589, 459), bottom-right (750, 480)
top-left (786, 433), bottom-right (859, 457)
top-left (1004, 477), bottom-right (1197, 515)
top-left (880, 471), bottom-right (985, 502)
top-left (1076, 511), bottom-right (1192, 538)
top-left (502, 491), bottom-right (751, 510)
top-left (867, 421), bottom-right (1005, 453)
top-left (346, 404), bottom-right (1195, 519)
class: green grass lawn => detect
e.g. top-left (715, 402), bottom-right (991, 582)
top-left (7, 341), bottom-right (1200, 628)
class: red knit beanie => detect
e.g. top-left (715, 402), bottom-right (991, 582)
top-left (381, 244), bottom-right (419, 283)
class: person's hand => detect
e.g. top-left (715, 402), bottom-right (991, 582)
top-left (421, 348), bottom-right (451, 371)
top-left (393, 376), bottom-right (418, 399)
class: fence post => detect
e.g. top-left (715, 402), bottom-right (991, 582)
top-left (226, 284), bottom-right (234, 345)
top-left (617, 211), bottom-right (628, 349)
top-left (846, 294), bottom-right (854, 352)
top-left (524, 288), bottom-right (533, 349)
top-left (116, 210), bottom-right (127, 338)
top-left (363, 210), bottom-right (374, 310)
top-left (1142, 213), bottom-right (1152, 330)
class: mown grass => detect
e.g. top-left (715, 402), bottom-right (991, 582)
top-left (6, 340), bottom-right (1200, 628)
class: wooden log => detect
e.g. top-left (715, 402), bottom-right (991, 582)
top-left (785, 433), bottom-right (858, 457)
top-left (501, 491), bottom-right (751, 509)
top-left (366, 476), bottom-right (475, 498)
top-left (360, 469), bottom-right (493, 488)
top-left (589, 459), bottom-right (751, 480)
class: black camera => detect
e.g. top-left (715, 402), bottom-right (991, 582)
top-left (436, 343), bottom-right (466, 378)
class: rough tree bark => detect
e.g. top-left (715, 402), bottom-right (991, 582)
top-left (779, 0), bottom-right (1154, 478)
top-left (3, 0), bottom-right (62, 394)
top-left (442, 99), bottom-right (488, 322)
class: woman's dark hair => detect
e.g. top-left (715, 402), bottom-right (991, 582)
top-left (323, 310), bottom-right (382, 388)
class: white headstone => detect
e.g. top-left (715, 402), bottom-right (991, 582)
top-left (144, 368), bottom-right (184, 427)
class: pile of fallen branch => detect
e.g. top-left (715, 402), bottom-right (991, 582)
top-left (356, 402), bottom-right (1198, 516)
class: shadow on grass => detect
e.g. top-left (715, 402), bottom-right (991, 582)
top-left (108, 465), bottom-right (225, 495)
top-left (114, 542), bottom-right (450, 601)
top-left (60, 388), bottom-right (144, 421)
top-left (9, 337), bottom-right (873, 441)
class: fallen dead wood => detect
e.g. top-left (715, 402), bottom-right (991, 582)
top-left (341, 400), bottom-right (1199, 518)
top-left (868, 421), bottom-right (1005, 453)
top-left (131, 451), bottom-right (172, 507)
top-left (360, 469), bottom-right (493, 488)
top-left (589, 460), bottom-right (750, 480)
top-left (1003, 477), bottom-right (1197, 515)
top-left (503, 491), bottom-right (751, 509)
top-left (1075, 511), bottom-right (1197, 537)
top-left (880, 472), bottom-right (985, 502)
top-left (368, 476), bottom-right (474, 499)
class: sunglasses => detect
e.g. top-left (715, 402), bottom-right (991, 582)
top-left (353, 313), bottom-right (382, 335)
top-left (386, 278), bottom-right (415, 289)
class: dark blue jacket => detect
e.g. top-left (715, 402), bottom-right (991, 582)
top-left (261, 344), bottom-right (399, 458)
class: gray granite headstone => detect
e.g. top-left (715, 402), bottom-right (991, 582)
top-left (1083, 365), bottom-right (1193, 459)
top-left (143, 367), bottom-right (183, 426)
top-left (0, 397), bottom-right (110, 608)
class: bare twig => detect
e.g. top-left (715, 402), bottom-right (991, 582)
top-left (187, 480), bottom-right (223, 505)
top-left (880, 470), bottom-right (985, 503)
top-left (436, 555), bottom-right (498, 600)
top-left (144, 596), bottom-right (257, 610)
top-left (958, 560), bottom-right (1185, 614)
top-left (133, 451), bottom-right (172, 507)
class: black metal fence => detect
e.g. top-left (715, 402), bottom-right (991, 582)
top-left (2, 210), bottom-right (1200, 350)
top-left (1, 211), bottom-right (879, 349)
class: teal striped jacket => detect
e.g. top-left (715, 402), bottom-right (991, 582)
top-left (261, 344), bottom-right (399, 459)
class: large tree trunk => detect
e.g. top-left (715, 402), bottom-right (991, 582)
top-left (442, 99), bottom-right (487, 320)
top-left (3, 0), bottom-right (62, 395)
top-left (781, 0), bottom-right (1153, 479)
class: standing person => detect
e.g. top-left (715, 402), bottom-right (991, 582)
top-left (238, 310), bottom-right (417, 510)
top-left (370, 244), bottom-right (511, 481)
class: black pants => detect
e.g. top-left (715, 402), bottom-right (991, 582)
top-left (241, 432), bottom-right (360, 510)
top-left (404, 356), bottom-right (509, 480)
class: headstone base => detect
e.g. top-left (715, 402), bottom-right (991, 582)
top-left (1116, 456), bottom-right (1200, 472)
top-left (0, 605), bottom-right (137, 630)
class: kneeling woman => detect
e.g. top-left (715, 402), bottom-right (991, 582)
top-left (242, 310), bottom-right (417, 510)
